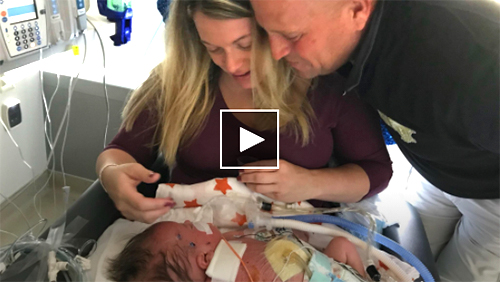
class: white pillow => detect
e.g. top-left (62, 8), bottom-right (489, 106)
top-left (89, 206), bottom-right (211, 282)
top-left (89, 219), bottom-right (148, 282)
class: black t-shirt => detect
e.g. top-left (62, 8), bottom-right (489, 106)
top-left (346, 0), bottom-right (499, 198)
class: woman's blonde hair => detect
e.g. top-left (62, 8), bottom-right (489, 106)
top-left (122, 0), bottom-right (313, 167)
top-left (251, 22), bottom-right (313, 143)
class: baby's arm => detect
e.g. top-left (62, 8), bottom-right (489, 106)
top-left (323, 237), bottom-right (365, 276)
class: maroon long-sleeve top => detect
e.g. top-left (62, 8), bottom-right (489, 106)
top-left (105, 74), bottom-right (392, 200)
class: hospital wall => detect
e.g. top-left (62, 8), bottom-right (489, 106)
top-left (42, 73), bottom-right (128, 180)
top-left (38, 1), bottom-right (164, 181)
top-left (0, 63), bottom-right (48, 204)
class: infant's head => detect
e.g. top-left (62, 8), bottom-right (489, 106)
top-left (107, 221), bottom-right (223, 282)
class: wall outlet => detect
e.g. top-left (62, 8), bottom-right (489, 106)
top-left (1, 98), bottom-right (22, 129)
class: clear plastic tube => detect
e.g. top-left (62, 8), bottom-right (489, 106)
top-left (0, 241), bottom-right (88, 282)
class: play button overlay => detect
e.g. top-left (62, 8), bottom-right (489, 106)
top-left (240, 127), bottom-right (264, 152)
top-left (220, 109), bottom-right (279, 169)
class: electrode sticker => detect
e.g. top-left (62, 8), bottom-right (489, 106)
top-left (193, 221), bottom-right (213, 235)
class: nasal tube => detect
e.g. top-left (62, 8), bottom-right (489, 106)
top-left (248, 215), bottom-right (426, 282)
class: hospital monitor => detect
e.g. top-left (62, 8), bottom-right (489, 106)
top-left (0, 0), bottom-right (48, 60)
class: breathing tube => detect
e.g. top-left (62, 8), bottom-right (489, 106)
top-left (261, 214), bottom-right (435, 282)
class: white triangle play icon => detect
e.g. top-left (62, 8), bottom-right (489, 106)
top-left (240, 127), bottom-right (265, 152)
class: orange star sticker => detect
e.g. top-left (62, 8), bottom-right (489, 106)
top-left (214, 178), bottom-right (233, 195)
top-left (231, 213), bottom-right (247, 226)
top-left (166, 183), bottom-right (175, 188)
top-left (184, 199), bottom-right (201, 208)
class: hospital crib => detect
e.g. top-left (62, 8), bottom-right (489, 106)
top-left (36, 161), bottom-right (439, 281)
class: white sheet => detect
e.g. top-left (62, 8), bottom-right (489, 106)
top-left (89, 206), bottom-right (213, 282)
top-left (87, 178), bottom-right (418, 282)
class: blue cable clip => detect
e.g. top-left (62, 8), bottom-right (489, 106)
top-left (97, 0), bottom-right (132, 46)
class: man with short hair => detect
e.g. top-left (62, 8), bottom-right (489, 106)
top-left (250, 0), bottom-right (500, 281)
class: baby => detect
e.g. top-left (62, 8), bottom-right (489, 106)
top-left (107, 220), bottom-right (368, 282)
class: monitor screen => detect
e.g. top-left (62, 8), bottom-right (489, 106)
top-left (7, 0), bottom-right (38, 25)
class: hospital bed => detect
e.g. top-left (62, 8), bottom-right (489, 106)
top-left (38, 161), bottom-right (440, 281)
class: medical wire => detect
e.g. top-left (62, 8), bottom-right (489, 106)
top-left (46, 78), bottom-right (59, 209)
top-left (36, 44), bottom-right (73, 219)
top-left (296, 214), bottom-right (434, 282)
top-left (40, 50), bottom-right (60, 156)
top-left (0, 118), bottom-right (36, 228)
top-left (44, 73), bottom-right (61, 210)
top-left (144, 19), bottom-right (163, 57)
top-left (39, 48), bottom-right (60, 213)
top-left (35, 35), bottom-right (87, 214)
top-left (266, 217), bottom-right (413, 282)
top-left (45, 35), bottom-right (87, 172)
top-left (272, 245), bottom-right (315, 282)
top-left (187, 196), bottom-right (254, 281)
top-left (32, 170), bottom-right (54, 218)
top-left (0, 230), bottom-right (18, 240)
top-left (86, 19), bottom-right (110, 149)
top-left (2, 27), bottom-right (91, 282)
top-left (264, 203), bottom-right (377, 266)
top-left (4, 218), bottom-right (47, 262)
top-left (60, 35), bottom-right (87, 187)
top-left (0, 225), bottom-right (88, 282)
top-left (60, 68), bottom-right (74, 187)
top-left (0, 119), bottom-right (35, 185)
top-left (0, 48), bottom-right (65, 236)
top-left (63, 271), bottom-right (71, 282)
top-left (0, 192), bottom-right (30, 230)
top-left (40, 50), bottom-right (53, 133)
top-left (42, 51), bottom-right (62, 207)
top-left (60, 36), bottom-right (79, 187)
top-left (221, 235), bottom-right (254, 282)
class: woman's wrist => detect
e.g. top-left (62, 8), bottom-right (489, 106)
top-left (306, 166), bottom-right (368, 203)
top-left (99, 163), bottom-right (119, 193)
top-left (307, 168), bottom-right (326, 199)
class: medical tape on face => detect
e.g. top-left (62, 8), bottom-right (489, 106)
top-left (205, 240), bottom-right (247, 282)
top-left (193, 221), bottom-right (213, 235)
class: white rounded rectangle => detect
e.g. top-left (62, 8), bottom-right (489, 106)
top-left (206, 240), bottom-right (247, 282)
top-left (220, 109), bottom-right (279, 170)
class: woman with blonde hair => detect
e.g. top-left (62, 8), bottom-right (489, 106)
top-left (96, 0), bottom-right (392, 223)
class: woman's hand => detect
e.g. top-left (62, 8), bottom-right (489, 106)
top-left (238, 159), bottom-right (314, 202)
top-left (100, 163), bottom-right (175, 223)
top-left (239, 159), bottom-right (370, 203)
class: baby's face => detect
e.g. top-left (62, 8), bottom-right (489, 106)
top-left (151, 221), bottom-right (223, 281)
